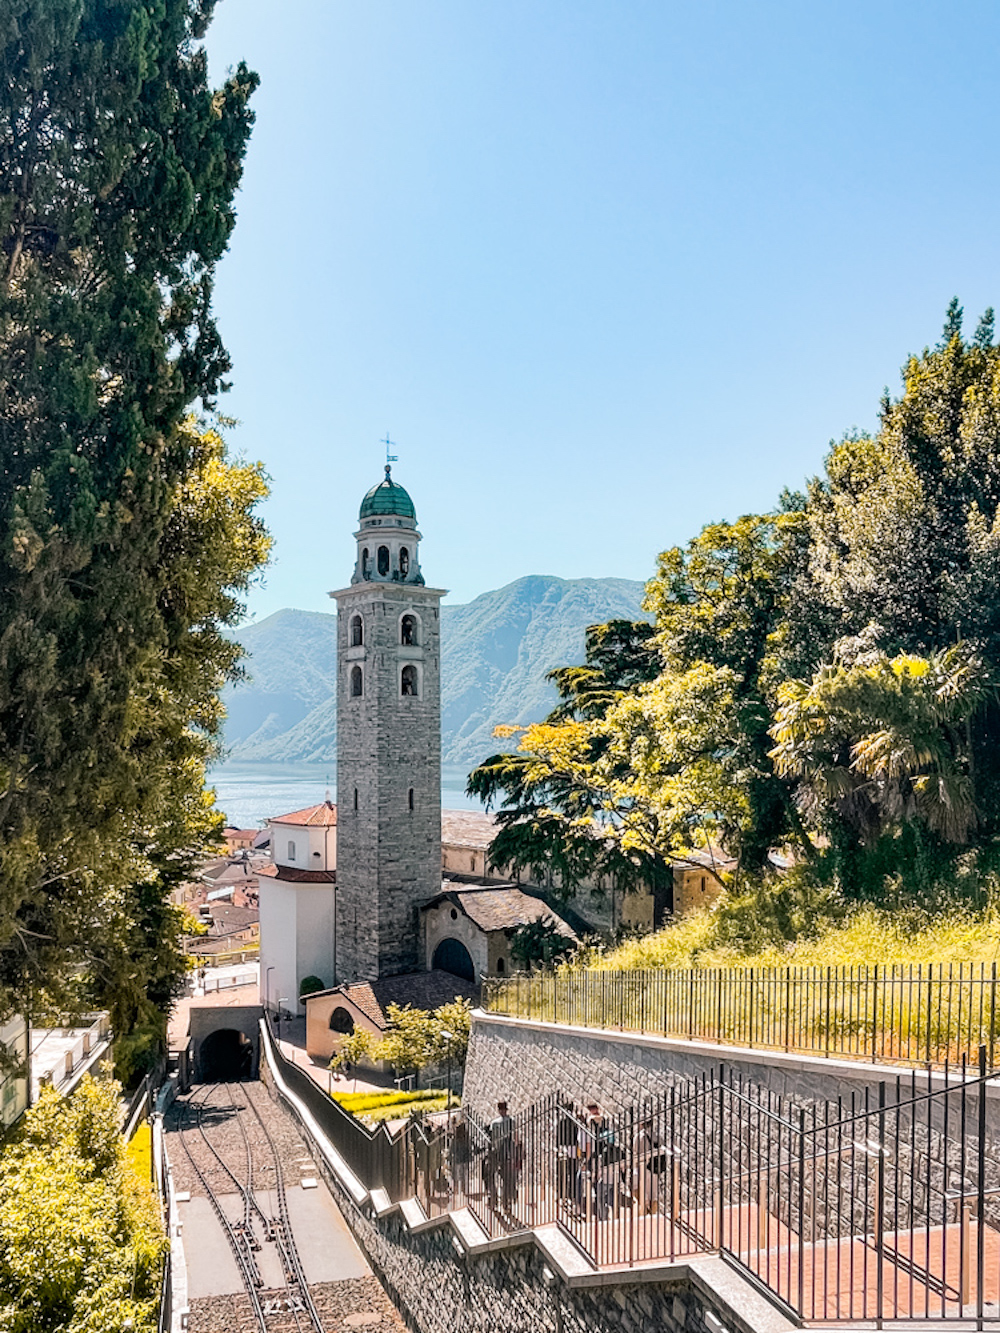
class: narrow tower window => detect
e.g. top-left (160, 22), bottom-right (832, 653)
top-left (350, 665), bottom-right (363, 697)
top-left (401, 664), bottom-right (418, 697)
top-left (401, 614), bottom-right (417, 646)
top-left (399, 546), bottom-right (410, 577)
top-left (408, 787), bottom-right (414, 811)
top-left (350, 614), bottom-right (363, 647)
top-left (377, 545), bottom-right (390, 576)
top-left (353, 787), bottom-right (358, 811)
top-left (361, 547), bottom-right (370, 577)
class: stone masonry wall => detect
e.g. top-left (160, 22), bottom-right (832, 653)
top-left (261, 1062), bottom-right (764, 1333)
top-left (335, 582), bottom-right (443, 981)
top-left (463, 1012), bottom-right (1000, 1133)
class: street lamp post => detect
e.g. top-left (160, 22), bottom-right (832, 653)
top-left (439, 1027), bottom-right (455, 1111)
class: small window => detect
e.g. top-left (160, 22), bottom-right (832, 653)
top-left (399, 546), bottom-right (410, 577)
top-left (401, 614), bottom-right (417, 646)
top-left (362, 547), bottom-right (370, 577)
top-left (351, 665), bottom-right (363, 697)
top-left (401, 664), bottom-right (418, 696)
top-left (470, 856), bottom-right (476, 872)
top-left (450, 908), bottom-right (458, 921)
top-left (287, 841), bottom-right (296, 861)
top-left (497, 957), bottom-right (505, 974)
top-left (377, 545), bottom-right (390, 576)
top-left (408, 787), bottom-right (414, 811)
top-left (700, 876), bottom-right (706, 894)
top-left (353, 787), bottom-right (359, 812)
top-left (351, 614), bottom-right (363, 647)
top-left (329, 1007), bottom-right (355, 1034)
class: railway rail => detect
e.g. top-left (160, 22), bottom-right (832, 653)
top-left (177, 1081), bottom-right (325, 1333)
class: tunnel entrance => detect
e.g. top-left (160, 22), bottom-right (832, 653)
top-left (200, 1028), bottom-right (253, 1081)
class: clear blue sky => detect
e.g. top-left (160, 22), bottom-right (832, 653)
top-left (204, 1), bottom-right (1000, 619)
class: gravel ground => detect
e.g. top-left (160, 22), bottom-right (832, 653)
top-left (167, 1080), bottom-right (319, 1198)
top-left (168, 1081), bottom-right (407, 1332)
top-left (188, 1277), bottom-right (407, 1333)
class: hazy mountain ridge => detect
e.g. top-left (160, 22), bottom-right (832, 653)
top-left (223, 575), bottom-right (647, 768)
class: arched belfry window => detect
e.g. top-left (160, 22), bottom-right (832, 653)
top-left (350, 614), bottom-right (363, 647)
top-left (377, 545), bottom-right (390, 576)
top-left (401, 614), bottom-right (417, 646)
top-left (399, 546), bottom-right (410, 577)
top-left (350, 665), bottom-right (363, 697)
top-left (362, 547), bottom-right (370, 577)
top-left (401, 664), bottom-right (418, 697)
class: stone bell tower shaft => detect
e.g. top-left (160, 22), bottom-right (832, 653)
top-left (330, 467), bottom-right (445, 981)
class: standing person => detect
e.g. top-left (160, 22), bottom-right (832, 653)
top-left (556, 1098), bottom-right (581, 1210)
top-left (488, 1100), bottom-right (520, 1216)
top-left (584, 1102), bottom-right (618, 1221)
top-left (449, 1119), bottom-right (471, 1199)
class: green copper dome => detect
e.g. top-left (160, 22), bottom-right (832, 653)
top-left (359, 466), bottom-right (417, 521)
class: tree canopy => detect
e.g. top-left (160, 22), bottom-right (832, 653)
top-left (0, 0), bottom-right (266, 1059)
top-left (470, 304), bottom-right (1000, 908)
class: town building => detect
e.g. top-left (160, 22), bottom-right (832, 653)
top-left (257, 800), bottom-right (337, 1013)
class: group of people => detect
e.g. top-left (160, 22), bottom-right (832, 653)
top-left (444, 1097), bottom-right (672, 1226)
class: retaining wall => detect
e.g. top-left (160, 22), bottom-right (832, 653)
top-left (259, 1019), bottom-right (793, 1333)
top-left (464, 1010), bottom-right (1000, 1126)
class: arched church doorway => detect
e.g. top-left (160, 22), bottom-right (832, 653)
top-left (433, 937), bottom-right (476, 982)
top-left (200, 1028), bottom-right (253, 1081)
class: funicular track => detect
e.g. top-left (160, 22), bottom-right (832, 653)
top-left (177, 1081), bottom-right (324, 1333)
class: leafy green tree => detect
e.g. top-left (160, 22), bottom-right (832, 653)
top-left (0, 1075), bottom-right (165, 1332)
top-left (0, 3), bottom-right (265, 1043)
top-left (468, 620), bottom-right (668, 896)
top-left (509, 918), bottom-right (575, 969)
top-left (329, 999), bottom-right (473, 1077)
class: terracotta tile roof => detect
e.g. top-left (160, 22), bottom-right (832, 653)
top-left (306, 969), bottom-right (479, 1030)
top-left (670, 847), bottom-right (737, 872)
top-left (206, 903), bottom-right (259, 936)
top-left (441, 809), bottom-right (497, 849)
top-left (258, 863), bottom-right (336, 884)
top-left (268, 801), bottom-right (338, 828)
top-left (223, 827), bottom-right (259, 840)
top-left (425, 884), bottom-right (577, 939)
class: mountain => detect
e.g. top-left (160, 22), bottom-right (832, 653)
top-left (222, 575), bottom-right (648, 769)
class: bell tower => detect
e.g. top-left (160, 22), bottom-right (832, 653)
top-left (330, 466), bottom-right (446, 981)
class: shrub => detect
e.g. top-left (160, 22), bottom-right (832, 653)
top-left (299, 975), bottom-right (326, 999)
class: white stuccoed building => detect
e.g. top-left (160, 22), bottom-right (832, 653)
top-left (257, 800), bottom-right (337, 1014)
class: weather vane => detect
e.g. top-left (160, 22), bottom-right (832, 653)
top-left (381, 432), bottom-right (398, 469)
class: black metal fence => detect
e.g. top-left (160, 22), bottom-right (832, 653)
top-left (265, 1013), bottom-right (1000, 1323)
top-left (483, 963), bottom-right (1000, 1071)
top-left (397, 1055), bottom-right (1000, 1324)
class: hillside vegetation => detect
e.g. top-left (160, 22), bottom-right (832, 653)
top-left (593, 902), bottom-right (1000, 972)
top-left (468, 305), bottom-right (1000, 940)
top-left (222, 575), bottom-right (647, 767)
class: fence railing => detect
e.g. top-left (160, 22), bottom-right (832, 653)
top-left (263, 1017), bottom-right (405, 1197)
top-left (483, 964), bottom-right (1000, 1071)
top-left (266, 1006), bottom-right (1000, 1324)
top-left (402, 1056), bottom-right (1000, 1325)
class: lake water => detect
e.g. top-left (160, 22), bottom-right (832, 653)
top-left (207, 761), bottom-right (485, 829)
